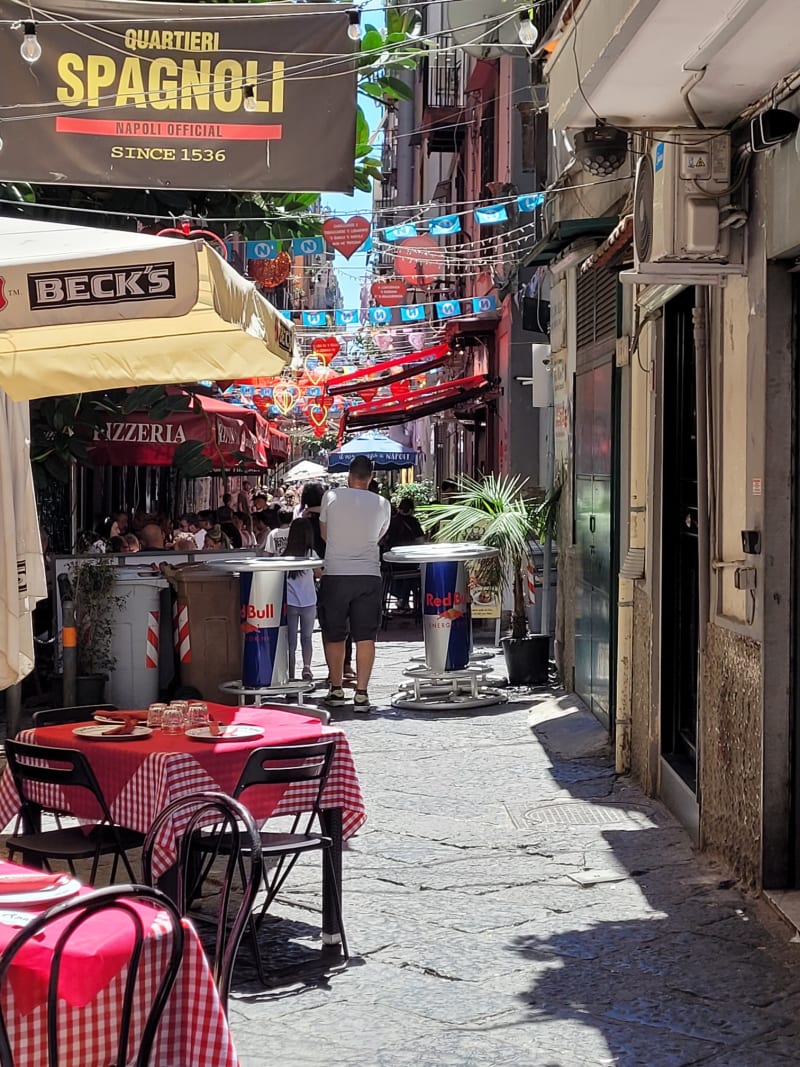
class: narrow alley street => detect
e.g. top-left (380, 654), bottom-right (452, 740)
top-left (228, 631), bottom-right (800, 1067)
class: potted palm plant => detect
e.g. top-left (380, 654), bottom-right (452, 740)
top-left (419, 474), bottom-right (552, 685)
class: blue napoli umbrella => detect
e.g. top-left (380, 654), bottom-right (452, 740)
top-left (327, 431), bottom-right (417, 472)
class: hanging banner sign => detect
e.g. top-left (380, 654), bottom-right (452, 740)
top-left (0, 0), bottom-right (357, 192)
top-left (322, 216), bottom-right (372, 259)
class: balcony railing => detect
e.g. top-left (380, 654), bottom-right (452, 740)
top-left (425, 34), bottom-right (463, 111)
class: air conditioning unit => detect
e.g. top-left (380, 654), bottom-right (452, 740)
top-left (633, 130), bottom-right (731, 266)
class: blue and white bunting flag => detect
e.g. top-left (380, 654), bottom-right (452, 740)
top-left (335, 309), bottom-right (359, 327)
top-left (384, 222), bottom-right (418, 242)
top-left (278, 309), bottom-right (293, 320)
top-left (302, 311), bottom-right (327, 328)
top-left (435, 299), bottom-right (462, 319)
top-left (292, 236), bottom-right (324, 257)
top-left (239, 385), bottom-right (254, 397)
top-left (517, 192), bottom-right (545, 213)
top-left (474, 204), bottom-right (508, 225)
top-left (369, 306), bottom-right (392, 325)
top-left (472, 295), bottom-right (498, 314)
top-left (246, 239), bottom-right (278, 260)
top-left (260, 388), bottom-right (273, 398)
top-left (305, 386), bottom-right (323, 398)
top-left (428, 214), bottom-right (461, 236)
top-left (400, 304), bottom-right (426, 323)
top-left (358, 237), bottom-right (373, 253)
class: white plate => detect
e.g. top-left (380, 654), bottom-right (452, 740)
top-left (185, 724), bottom-right (264, 743)
top-left (0, 877), bottom-right (81, 908)
top-left (73, 724), bottom-right (153, 741)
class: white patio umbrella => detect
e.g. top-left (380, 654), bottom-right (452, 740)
top-left (0, 389), bottom-right (47, 689)
top-left (285, 460), bottom-right (328, 482)
top-left (0, 217), bottom-right (294, 401)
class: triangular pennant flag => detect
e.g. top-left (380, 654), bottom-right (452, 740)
top-left (517, 192), bottom-right (544, 213)
top-left (246, 239), bottom-right (279, 260)
top-left (474, 204), bottom-right (509, 225)
top-left (435, 300), bottom-right (462, 319)
top-left (384, 222), bottom-right (418, 242)
top-left (428, 214), bottom-right (461, 236)
top-left (292, 236), bottom-right (324, 256)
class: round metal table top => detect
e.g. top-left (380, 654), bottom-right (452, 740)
top-left (383, 542), bottom-right (499, 564)
top-left (204, 556), bottom-right (318, 573)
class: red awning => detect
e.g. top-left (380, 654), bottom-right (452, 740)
top-left (344, 375), bottom-right (496, 432)
top-left (327, 344), bottom-right (451, 397)
top-left (268, 424), bottom-right (290, 461)
top-left (88, 392), bottom-right (274, 469)
top-left (326, 344), bottom-right (449, 393)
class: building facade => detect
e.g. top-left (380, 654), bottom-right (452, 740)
top-left (537, 0), bottom-right (799, 889)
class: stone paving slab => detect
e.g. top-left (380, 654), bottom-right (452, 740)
top-left (218, 631), bottom-right (800, 1066)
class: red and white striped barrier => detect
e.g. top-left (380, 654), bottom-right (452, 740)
top-left (175, 603), bottom-right (191, 664)
top-left (526, 560), bottom-right (536, 605)
top-left (145, 610), bottom-right (159, 669)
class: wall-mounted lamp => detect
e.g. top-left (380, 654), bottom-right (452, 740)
top-left (574, 123), bottom-right (629, 177)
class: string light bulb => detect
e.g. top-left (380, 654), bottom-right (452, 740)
top-left (243, 84), bottom-right (257, 112)
top-left (347, 10), bottom-right (361, 41)
top-left (20, 21), bottom-right (42, 64)
top-left (517, 10), bottom-right (538, 47)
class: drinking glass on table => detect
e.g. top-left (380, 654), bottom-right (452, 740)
top-left (162, 706), bottom-right (185, 735)
top-left (169, 700), bottom-right (189, 725)
top-left (188, 702), bottom-right (209, 727)
top-left (147, 702), bottom-right (167, 729)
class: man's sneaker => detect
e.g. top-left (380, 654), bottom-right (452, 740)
top-left (353, 690), bottom-right (372, 713)
top-left (323, 687), bottom-right (346, 708)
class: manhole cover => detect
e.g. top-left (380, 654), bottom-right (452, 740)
top-left (522, 802), bottom-right (656, 828)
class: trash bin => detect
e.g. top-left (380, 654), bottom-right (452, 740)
top-left (165, 564), bottom-right (242, 705)
top-left (109, 571), bottom-right (169, 709)
top-left (525, 540), bottom-right (558, 636)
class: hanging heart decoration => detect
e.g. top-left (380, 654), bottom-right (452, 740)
top-left (308, 405), bottom-right (329, 430)
top-left (375, 332), bottom-right (393, 352)
top-left (273, 382), bottom-right (298, 415)
top-left (303, 356), bottom-right (327, 386)
top-left (322, 216), bottom-right (372, 259)
top-left (371, 280), bottom-right (408, 307)
top-left (407, 330), bottom-right (426, 352)
top-left (390, 380), bottom-right (410, 398)
top-left (312, 422), bottom-right (328, 438)
top-left (360, 387), bottom-right (379, 403)
top-left (311, 337), bottom-right (341, 363)
top-left (319, 392), bottom-right (334, 411)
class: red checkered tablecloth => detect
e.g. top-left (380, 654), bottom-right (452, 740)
top-left (0, 706), bottom-right (366, 878)
top-left (0, 867), bottom-right (238, 1067)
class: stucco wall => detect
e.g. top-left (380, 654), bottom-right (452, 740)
top-left (630, 581), bottom-right (654, 790)
top-left (700, 623), bottom-right (762, 887)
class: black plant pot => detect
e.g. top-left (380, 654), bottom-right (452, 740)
top-left (501, 635), bottom-right (550, 686)
top-left (51, 672), bottom-right (108, 707)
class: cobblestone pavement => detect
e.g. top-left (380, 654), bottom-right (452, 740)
top-left (227, 625), bottom-right (800, 1067)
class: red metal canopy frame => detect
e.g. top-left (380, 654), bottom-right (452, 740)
top-left (340, 374), bottom-right (496, 434)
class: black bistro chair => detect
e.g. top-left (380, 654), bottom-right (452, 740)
top-left (231, 739), bottom-right (348, 981)
top-left (142, 792), bottom-right (262, 1011)
top-left (4, 739), bottom-right (143, 885)
top-left (0, 884), bottom-right (184, 1067)
top-left (32, 705), bottom-right (118, 729)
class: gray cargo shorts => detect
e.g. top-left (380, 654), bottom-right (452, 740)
top-left (317, 574), bottom-right (382, 643)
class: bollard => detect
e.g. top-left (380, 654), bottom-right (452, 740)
top-left (57, 573), bottom-right (77, 708)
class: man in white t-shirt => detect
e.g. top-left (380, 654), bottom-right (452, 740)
top-left (318, 455), bottom-right (391, 711)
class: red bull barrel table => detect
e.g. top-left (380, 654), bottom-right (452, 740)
top-left (383, 543), bottom-right (507, 711)
top-left (205, 557), bottom-right (318, 706)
